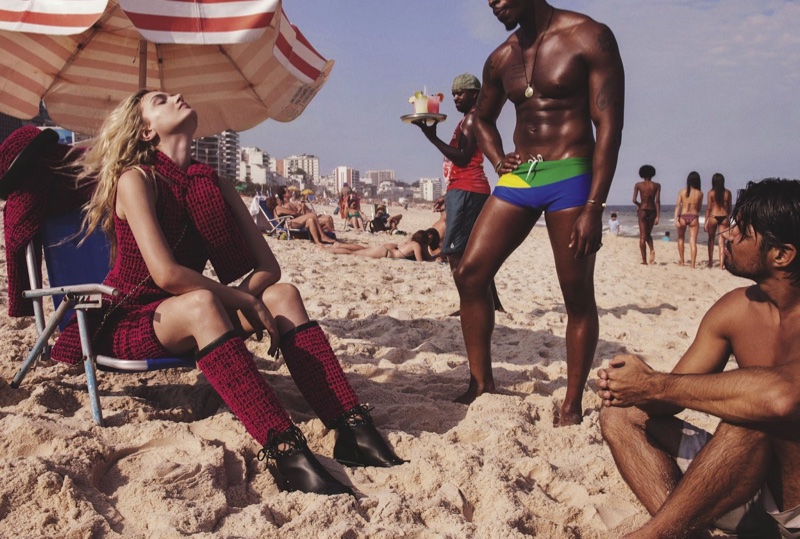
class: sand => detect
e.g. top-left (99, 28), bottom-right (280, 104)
top-left (0, 201), bottom-right (748, 538)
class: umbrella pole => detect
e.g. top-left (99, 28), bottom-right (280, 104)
top-left (139, 40), bottom-right (147, 89)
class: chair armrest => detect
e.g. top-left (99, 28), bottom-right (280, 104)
top-left (23, 284), bottom-right (119, 299)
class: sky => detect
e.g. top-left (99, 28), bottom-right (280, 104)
top-left (241, 0), bottom-right (800, 206)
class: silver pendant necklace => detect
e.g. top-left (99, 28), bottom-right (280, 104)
top-left (520, 7), bottom-right (555, 99)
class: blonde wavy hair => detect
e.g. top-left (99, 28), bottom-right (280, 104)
top-left (78, 88), bottom-right (158, 261)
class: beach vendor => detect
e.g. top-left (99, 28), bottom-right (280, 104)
top-left (413, 73), bottom-right (504, 315)
top-left (598, 178), bottom-right (800, 538)
top-left (50, 89), bottom-right (404, 496)
top-left (453, 0), bottom-right (624, 424)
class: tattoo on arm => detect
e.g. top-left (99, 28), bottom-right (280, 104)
top-left (475, 91), bottom-right (487, 116)
top-left (596, 75), bottom-right (619, 111)
top-left (597, 26), bottom-right (618, 54)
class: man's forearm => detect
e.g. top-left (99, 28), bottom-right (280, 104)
top-left (474, 118), bottom-right (504, 169)
top-left (653, 366), bottom-right (800, 422)
top-left (588, 124), bottom-right (621, 203)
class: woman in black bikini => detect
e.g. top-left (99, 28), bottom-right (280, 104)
top-left (704, 172), bottom-right (732, 269)
top-left (324, 230), bottom-right (437, 261)
top-left (674, 171), bottom-right (704, 268)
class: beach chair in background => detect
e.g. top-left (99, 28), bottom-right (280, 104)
top-left (10, 208), bottom-right (195, 426)
top-left (258, 199), bottom-right (309, 239)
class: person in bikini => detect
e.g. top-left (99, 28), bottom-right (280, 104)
top-left (453, 0), bottom-right (624, 424)
top-left (274, 186), bottom-right (335, 245)
top-left (345, 199), bottom-right (366, 232)
top-left (598, 178), bottom-right (800, 538)
top-left (675, 171), bottom-right (704, 268)
top-left (632, 164), bottom-right (661, 265)
top-left (705, 172), bottom-right (732, 269)
top-left (324, 229), bottom-right (438, 262)
top-left (414, 73), bottom-right (505, 315)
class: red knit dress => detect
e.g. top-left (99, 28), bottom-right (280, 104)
top-left (52, 154), bottom-right (209, 364)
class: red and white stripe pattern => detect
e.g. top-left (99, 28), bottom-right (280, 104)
top-left (0, 0), bottom-right (106, 35)
top-left (0, 0), bottom-right (333, 136)
top-left (119, 0), bottom-right (278, 44)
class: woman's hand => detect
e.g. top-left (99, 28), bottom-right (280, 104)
top-left (242, 298), bottom-right (281, 357)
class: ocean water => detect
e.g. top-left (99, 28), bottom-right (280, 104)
top-left (602, 204), bottom-right (714, 245)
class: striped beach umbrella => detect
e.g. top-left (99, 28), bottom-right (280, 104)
top-left (0, 0), bottom-right (333, 137)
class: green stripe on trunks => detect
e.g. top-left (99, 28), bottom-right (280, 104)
top-left (497, 157), bottom-right (592, 188)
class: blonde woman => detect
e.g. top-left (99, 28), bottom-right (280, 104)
top-left (51, 89), bottom-right (403, 495)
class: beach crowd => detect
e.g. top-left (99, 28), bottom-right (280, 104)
top-left (0, 0), bottom-right (798, 537)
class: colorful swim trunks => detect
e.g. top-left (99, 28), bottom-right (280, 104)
top-left (492, 157), bottom-right (592, 212)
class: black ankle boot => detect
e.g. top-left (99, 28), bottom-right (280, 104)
top-left (258, 426), bottom-right (353, 496)
top-left (332, 405), bottom-right (406, 468)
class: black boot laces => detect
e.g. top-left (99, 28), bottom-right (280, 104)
top-left (257, 425), bottom-right (308, 462)
top-left (334, 404), bottom-right (374, 429)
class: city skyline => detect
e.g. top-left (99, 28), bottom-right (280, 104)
top-left (240, 0), bottom-right (800, 205)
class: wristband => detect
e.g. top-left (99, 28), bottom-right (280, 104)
top-left (494, 160), bottom-right (503, 173)
top-left (586, 199), bottom-right (606, 208)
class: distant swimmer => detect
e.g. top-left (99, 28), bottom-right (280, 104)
top-left (705, 172), bottom-right (732, 269)
top-left (674, 171), bottom-right (704, 268)
top-left (632, 164), bottom-right (661, 265)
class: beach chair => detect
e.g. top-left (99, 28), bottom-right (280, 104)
top-left (258, 199), bottom-right (309, 239)
top-left (10, 208), bottom-right (195, 426)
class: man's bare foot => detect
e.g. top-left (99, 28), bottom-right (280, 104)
top-left (641, 261), bottom-right (648, 265)
top-left (556, 406), bottom-right (583, 427)
top-left (453, 382), bottom-right (496, 404)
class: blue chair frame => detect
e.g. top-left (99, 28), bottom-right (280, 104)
top-left (10, 208), bottom-right (195, 426)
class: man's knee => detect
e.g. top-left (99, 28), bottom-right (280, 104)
top-left (453, 260), bottom-right (488, 295)
top-left (561, 283), bottom-right (597, 315)
top-left (600, 406), bottom-right (646, 444)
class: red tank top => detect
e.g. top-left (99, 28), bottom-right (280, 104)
top-left (442, 113), bottom-right (491, 195)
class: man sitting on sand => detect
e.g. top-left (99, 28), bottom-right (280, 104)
top-left (597, 178), bottom-right (800, 538)
top-left (632, 164), bottom-right (660, 265)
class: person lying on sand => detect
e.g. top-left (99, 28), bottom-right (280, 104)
top-left (325, 229), bottom-right (439, 262)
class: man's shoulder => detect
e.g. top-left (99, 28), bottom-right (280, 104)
top-left (488, 35), bottom-right (517, 63)
top-left (555, 9), bottom-right (617, 56)
top-left (556, 9), bottom-right (610, 38)
top-left (709, 286), bottom-right (762, 315)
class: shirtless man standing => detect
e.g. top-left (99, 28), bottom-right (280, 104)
top-left (633, 164), bottom-right (661, 265)
top-left (598, 178), bottom-right (800, 538)
top-left (453, 0), bottom-right (624, 425)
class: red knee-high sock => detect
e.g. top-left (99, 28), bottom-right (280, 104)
top-left (196, 332), bottom-right (293, 445)
top-left (280, 322), bottom-right (359, 427)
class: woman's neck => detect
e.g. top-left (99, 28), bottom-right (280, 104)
top-left (156, 135), bottom-right (193, 171)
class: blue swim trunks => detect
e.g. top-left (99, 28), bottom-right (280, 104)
top-left (492, 157), bottom-right (592, 212)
